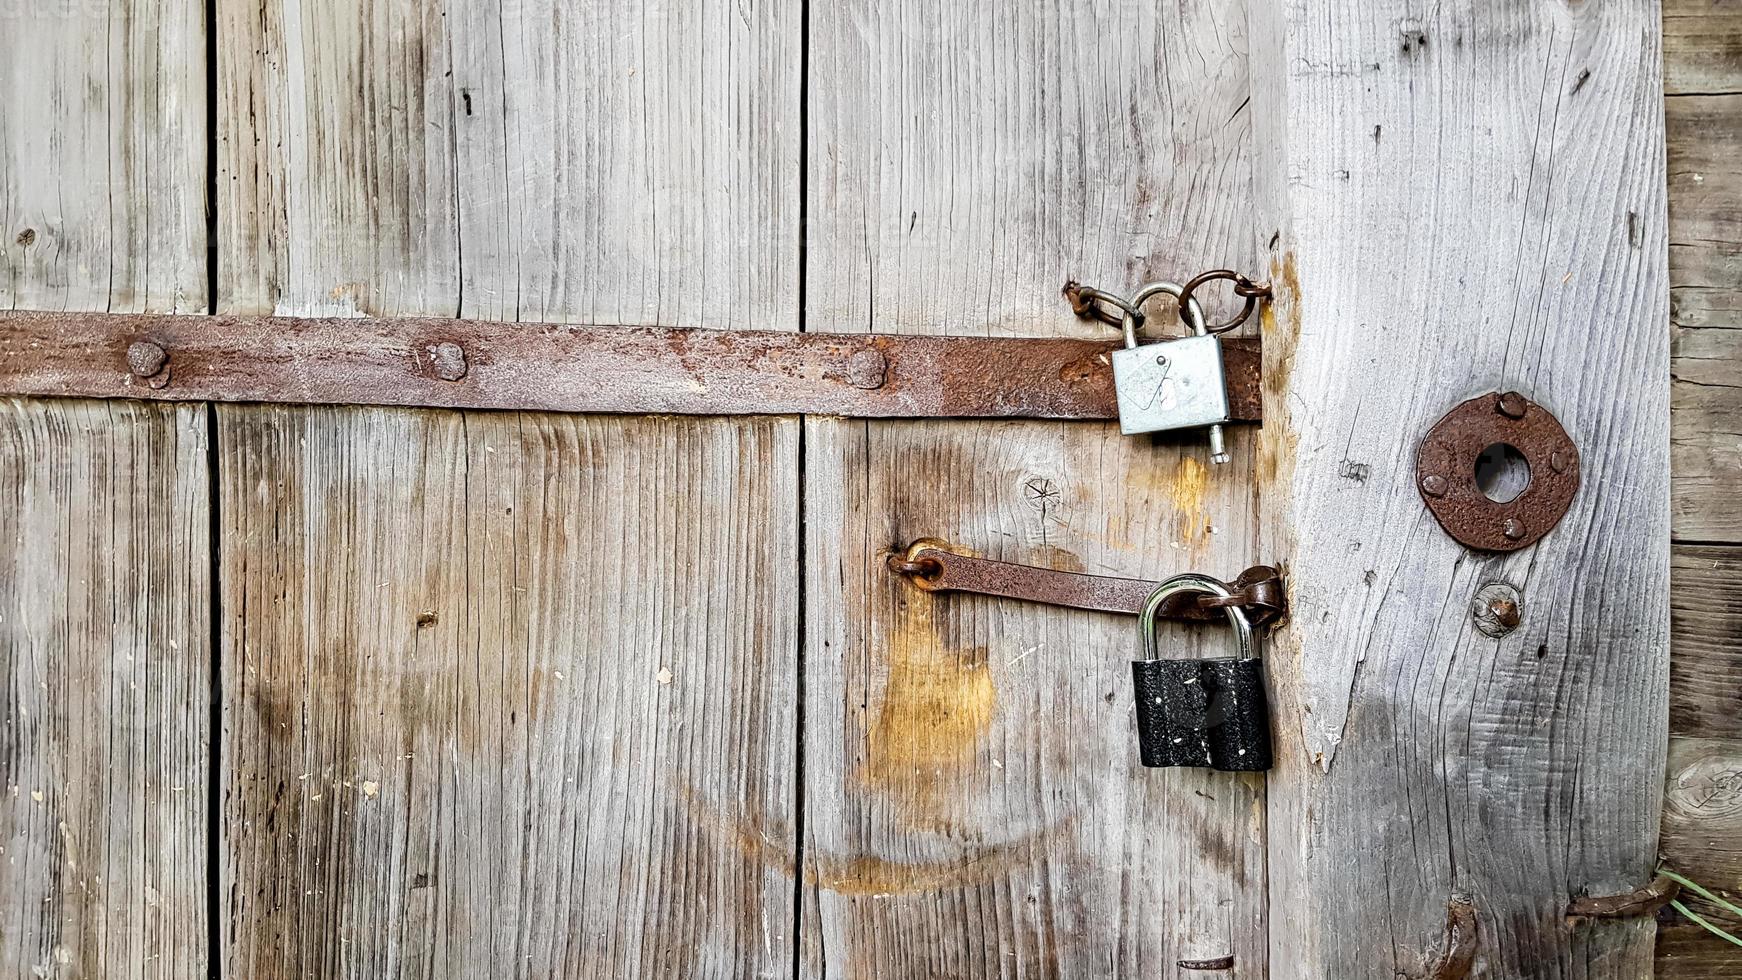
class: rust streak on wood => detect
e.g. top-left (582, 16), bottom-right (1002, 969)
top-left (1428, 899), bottom-right (1479, 980)
top-left (1569, 875), bottom-right (1680, 919)
top-left (0, 310), bottom-right (1264, 422)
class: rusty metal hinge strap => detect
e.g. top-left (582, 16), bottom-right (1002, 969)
top-left (0, 310), bottom-right (1264, 423)
top-left (888, 540), bottom-right (1286, 626)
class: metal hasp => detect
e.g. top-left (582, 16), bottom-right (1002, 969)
top-left (1415, 391), bottom-right (1580, 552)
top-left (0, 310), bottom-right (1266, 424)
top-left (1131, 574), bottom-right (1272, 772)
top-left (887, 540), bottom-right (1286, 626)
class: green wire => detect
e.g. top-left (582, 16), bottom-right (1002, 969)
top-left (1670, 900), bottom-right (1742, 949)
top-left (1661, 868), bottom-right (1742, 922)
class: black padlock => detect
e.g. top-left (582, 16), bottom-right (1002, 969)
top-left (1131, 573), bottom-right (1272, 772)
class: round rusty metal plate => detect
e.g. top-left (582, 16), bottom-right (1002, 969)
top-left (1415, 391), bottom-right (1580, 552)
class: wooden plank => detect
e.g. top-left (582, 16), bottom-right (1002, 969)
top-left (1657, 919), bottom-right (1742, 980)
top-left (1657, 734), bottom-right (1742, 975)
top-left (1, 0), bottom-right (210, 976)
top-left (1657, 6), bottom-right (1742, 973)
top-left (0, 399), bottom-right (211, 978)
top-left (1673, 327), bottom-right (1742, 544)
top-left (1247, 2), bottom-right (1670, 976)
top-left (1, 1), bottom-right (206, 314)
top-left (1663, 737), bottom-right (1742, 885)
top-left (1666, 90), bottom-right (1742, 542)
top-left (218, 0), bottom-right (796, 326)
top-left (219, 408), bottom-right (797, 976)
top-left (214, 0), bottom-right (802, 972)
top-left (801, 2), bottom-right (1266, 974)
top-left (1665, 0), bottom-right (1742, 96)
top-left (1670, 545), bottom-right (1742, 739)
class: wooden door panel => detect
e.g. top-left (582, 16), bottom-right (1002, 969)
top-left (214, 0), bottom-right (801, 973)
top-left (0, 400), bottom-right (211, 980)
top-left (218, 407), bottom-right (796, 976)
top-left (1249, 1), bottom-right (1670, 975)
top-left (801, 2), bottom-right (1266, 974)
top-left (1, 0), bottom-right (210, 975)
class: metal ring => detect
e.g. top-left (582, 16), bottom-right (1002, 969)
top-left (1120, 281), bottom-right (1209, 341)
top-left (1066, 283), bottom-right (1147, 329)
top-left (886, 540), bottom-right (949, 588)
top-left (1138, 573), bottom-right (1254, 662)
top-left (887, 555), bottom-right (944, 579)
top-left (1179, 269), bottom-right (1267, 334)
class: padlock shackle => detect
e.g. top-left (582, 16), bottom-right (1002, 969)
top-left (1119, 281), bottom-right (1209, 347)
top-left (1138, 573), bottom-right (1254, 661)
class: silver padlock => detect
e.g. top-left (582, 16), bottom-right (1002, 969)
top-left (1110, 281), bottom-right (1231, 464)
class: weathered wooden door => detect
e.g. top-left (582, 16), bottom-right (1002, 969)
top-left (1, 0), bottom-right (1672, 977)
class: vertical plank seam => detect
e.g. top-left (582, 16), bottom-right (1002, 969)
top-left (792, 0), bottom-right (812, 975)
top-left (205, 402), bottom-right (222, 980)
top-left (205, 0), bottom-right (221, 970)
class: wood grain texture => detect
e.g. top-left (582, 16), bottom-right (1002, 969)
top-left (1, 0), bottom-right (210, 976)
top-left (802, 1), bottom-right (1266, 974)
top-left (0, 399), bottom-right (210, 979)
top-left (1664, 0), bottom-right (1742, 97)
top-left (219, 408), bottom-right (797, 977)
top-left (1663, 737), bottom-right (1742, 885)
top-left (1655, 735), bottom-right (1742, 974)
top-left (1248, 1), bottom-right (1670, 976)
top-left (218, 0), bottom-right (795, 326)
top-left (1656, 918), bottom-right (1742, 980)
top-left (1665, 86), bottom-right (1742, 543)
top-left (215, 0), bottom-right (802, 973)
top-left (1, 0), bottom-right (207, 313)
top-left (1656, 8), bottom-right (1742, 970)
top-left (1669, 545), bottom-right (1742, 740)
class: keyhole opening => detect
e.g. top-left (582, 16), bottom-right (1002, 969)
top-left (1474, 443), bottom-right (1531, 503)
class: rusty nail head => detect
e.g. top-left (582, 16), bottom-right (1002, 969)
top-left (1496, 391), bottom-right (1527, 419)
top-left (1420, 474), bottom-right (1448, 498)
top-left (1472, 583), bottom-right (1523, 637)
top-left (1490, 598), bottom-right (1520, 628)
top-left (430, 342), bottom-right (468, 382)
top-left (1550, 450), bottom-right (1569, 473)
top-left (127, 340), bottom-right (168, 378)
top-left (1502, 518), bottom-right (1525, 540)
top-left (846, 348), bottom-right (889, 390)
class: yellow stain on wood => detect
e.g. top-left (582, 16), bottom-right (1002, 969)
top-left (860, 612), bottom-right (996, 827)
top-left (806, 839), bottom-right (1047, 896)
top-left (682, 786), bottom-right (1070, 897)
top-left (1169, 455), bottom-right (1210, 546)
top-left (1257, 251), bottom-right (1301, 492)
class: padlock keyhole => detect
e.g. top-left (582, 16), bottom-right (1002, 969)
top-left (1474, 443), bottom-right (1532, 503)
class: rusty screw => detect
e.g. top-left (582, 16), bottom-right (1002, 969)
top-left (1420, 474), bottom-right (1449, 498)
top-left (1473, 583), bottom-right (1522, 638)
top-left (1496, 391), bottom-right (1528, 419)
top-left (429, 342), bottom-right (468, 382)
top-left (1501, 517), bottom-right (1526, 541)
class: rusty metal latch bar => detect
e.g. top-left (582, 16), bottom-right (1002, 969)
top-left (887, 540), bottom-right (1286, 626)
top-left (0, 310), bottom-right (1265, 424)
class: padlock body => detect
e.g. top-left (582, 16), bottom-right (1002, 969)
top-left (1132, 656), bottom-right (1271, 771)
top-left (1110, 334), bottom-right (1230, 436)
